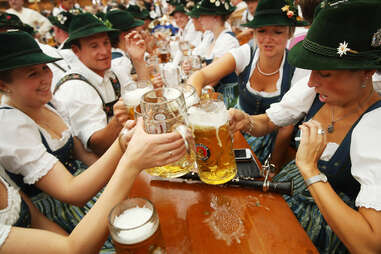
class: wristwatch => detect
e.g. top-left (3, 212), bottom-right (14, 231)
top-left (304, 173), bottom-right (328, 188)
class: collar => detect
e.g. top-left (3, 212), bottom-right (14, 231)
top-left (70, 60), bottom-right (113, 87)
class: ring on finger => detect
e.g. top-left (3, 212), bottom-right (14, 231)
top-left (317, 128), bottom-right (325, 135)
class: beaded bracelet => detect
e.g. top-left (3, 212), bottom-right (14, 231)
top-left (245, 113), bottom-right (255, 135)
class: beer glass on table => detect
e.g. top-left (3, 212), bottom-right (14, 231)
top-left (140, 87), bottom-right (197, 178)
top-left (122, 80), bottom-right (153, 120)
top-left (108, 198), bottom-right (166, 254)
top-left (188, 94), bottom-right (237, 184)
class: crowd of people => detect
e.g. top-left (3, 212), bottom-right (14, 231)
top-left (0, 0), bottom-right (380, 253)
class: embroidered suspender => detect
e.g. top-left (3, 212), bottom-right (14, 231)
top-left (53, 73), bottom-right (121, 118)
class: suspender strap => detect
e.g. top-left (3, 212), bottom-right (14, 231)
top-left (53, 73), bottom-right (121, 118)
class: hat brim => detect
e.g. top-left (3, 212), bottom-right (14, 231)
top-left (288, 41), bottom-right (381, 70)
top-left (242, 15), bottom-right (308, 28)
top-left (0, 52), bottom-right (60, 71)
top-left (192, 6), bottom-right (236, 17)
top-left (118, 19), bottom-right (144, 31)
top-left (63, 26), bottom-right (118, 49)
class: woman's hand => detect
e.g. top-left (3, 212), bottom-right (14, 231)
top-left (123, 118), bottom-right (187, 171)
top-left (228, 108), bottom-right (249, 134)
top-left (113, 98), bottom-right (131, 127)
top-left (124, 31), bottom-right (146, 61)
top-left (295, 120), bottom-right (327, 178)
top-left (118, 120), bottom-right (137, 152)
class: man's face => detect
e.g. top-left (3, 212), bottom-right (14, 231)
top-left (173, 12), bottom-right (189, 30)
top-left (72, 32), bottom-right (112, 77)
top-left (9, 0), bottom-right (24, 11)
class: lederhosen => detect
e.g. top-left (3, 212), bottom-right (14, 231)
top-left (53, 72), bottom-right (121, 119)
top-left (274, 98), bottom-right (381, 254)
top-left (205, 31), bottom-right (239, 108)
top-left (237, 46), bottom-right (295, 163)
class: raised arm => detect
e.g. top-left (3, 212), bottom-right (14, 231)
top-left (295, 120), bottom-right (381, 254)
top-left (1, 118), bottom-right (187, 254)
top-left (188, 52), bottom-right (236, 95)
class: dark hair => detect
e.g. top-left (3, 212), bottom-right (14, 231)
top-left (298, 0), bottom-right (322, 24)
top-left (109, 31), bottom-right (121, 48)
top-left (70, 39), bottom-right (81, 49)
top-left (0, 69), bottom-right (13, 83)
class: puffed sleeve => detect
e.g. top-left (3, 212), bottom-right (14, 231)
top-left (212, 33), bottom-right (240, 59)
top-left (350, 107), bottom-right (381, 211)
top-left (0, 224), bottom-right (11, 248)
top-left (266, 76), bottom-right (316, 126)
top-left (0, 108), bottom-right (58, 184)
top-left (229, 44), bottom-right (252, 74)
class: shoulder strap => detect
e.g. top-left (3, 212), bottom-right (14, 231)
top-left (112, 51), bottom-right (124, 60)
top-left (53, 73), bottom-right (106, 106)
top-left (226, 31), bottom-right (236, 37)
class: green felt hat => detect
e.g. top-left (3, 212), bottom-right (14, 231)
top-left (242, 0), bottom-right (308, 28)
top-left (106, 9), bottom-right (144, 31)
top-left (0, 12), bottom-right (35, 35)
top-left (62, 13), bottom-right (118, 49)
top-left (0, 31), bottom-right (60, 71)
top-left (126, 4), bottom-right (150, 20)
top-left (288, 0), bottom-right (381, 70)
top-left (48, 11), bottom-right (73, 32)
top-left (190, 0), bottom-right (236, 16)
top-left (169, 4), bottom-right (188, 16)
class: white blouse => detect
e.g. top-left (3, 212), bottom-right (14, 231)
top-left (206, 28), bottom-right (239, 60)
top-left (0, 102), bottom-right (72, 185)
top-left (229, 44), bottom-right (311, 98)
top-left (0, 166), bottom-right (22, 248)
top-left (266, 81), bottom-right (381, 211)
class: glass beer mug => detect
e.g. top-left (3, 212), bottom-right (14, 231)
top-left (188, 94), bottom-right (237, 184)
top-left (140, 87), bottom-right (197, 178)
top-left (108, 198), bottom-right (166, 254)
top-left (122, 80), bottom-right (153, 120)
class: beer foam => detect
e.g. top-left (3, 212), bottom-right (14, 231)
top-left (123, 87), bottom-right (152, 106)
top-left (188, 101), bottom-right (228, 128)
top-left (113, 207), bottom-right (158, 244)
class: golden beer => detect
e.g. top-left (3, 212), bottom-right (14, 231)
top-left (158, 52), bottom-right (170, 63)
top-left (109, 198), bottom-right (166, 254)
top-left (122, 86), bottom-right (152, 120)
top-left (141, 88), bottom-right (196, 178)
top-left (188, 100), bottom-right (237, 184)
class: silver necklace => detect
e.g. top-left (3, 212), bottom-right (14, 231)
top-left (256, 62), bottom-right (279, 76)
top-left (327, 89), bottom-right (374, 133)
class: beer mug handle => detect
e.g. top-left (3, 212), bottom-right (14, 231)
top-left (175, 124), bottom-right (191, 154)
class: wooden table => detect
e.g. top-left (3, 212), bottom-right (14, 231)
top-left (129, 132), bottom-right (318, 254)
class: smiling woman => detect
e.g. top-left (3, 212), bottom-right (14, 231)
top-left (228, 0), bottom-right (381, 253)
top-left (189, 0), bottom-right (309, 168)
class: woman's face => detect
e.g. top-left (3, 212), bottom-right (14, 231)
top-left (2, 64), bottom-right (53, 107)
top-left (255, 26), bottom-right (290, 58)
top-left (198, 15), bottom-right (220, 31)
top-left (308, 70), bottom-right (368, 106)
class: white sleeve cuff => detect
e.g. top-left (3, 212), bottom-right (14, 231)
top-left (356, 185), bottom-right (381, 211)
top-left (23, 153), bottom-right (58, 185)
top-left (0, 225), bottom-right (11, 249)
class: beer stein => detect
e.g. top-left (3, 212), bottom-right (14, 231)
top-left (122, 80), bottom-right (153, 120)
top-left (160, 64), bottom-right (181, 87)
top-left (108, 198), bottom-right (166, 254)
top-left (188, 94), bottom-right (237, 184)
top-left (179, 83), bottom-right (200, 108)
top-left (140, 87), bottom-right (197, 178)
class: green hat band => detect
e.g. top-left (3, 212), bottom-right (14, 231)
top-left (303, 38), bottom-right (381, 63)
top-left (0, 48), bottom-right (41, 62)
top-left (70, 22), bottom-right (106, 35)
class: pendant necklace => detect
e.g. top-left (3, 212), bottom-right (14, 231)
top-left (256, 62), bottom-right (279, 76)
top-left (327, 89), bottom-right (374, 133)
